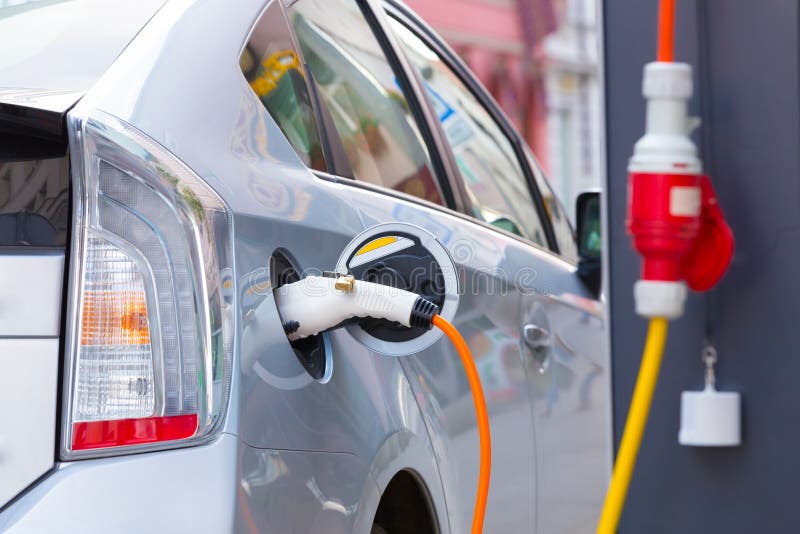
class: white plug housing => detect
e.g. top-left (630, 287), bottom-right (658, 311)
top-left (629, 62), bottom-right (702, 176)
top-left (679, 386), bottom-right (741, 447)
top-left (274, 276), bottom-right (422, 341)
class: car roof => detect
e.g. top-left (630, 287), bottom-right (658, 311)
top-left (0, 0), bottom-right (165, 97)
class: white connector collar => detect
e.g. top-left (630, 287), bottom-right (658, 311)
top-left (634, 280), bottom-right (688, 319)
top-left (642, 62), bottom-right (692, 99)
top-left (629, 61), bottom-right (702, 176)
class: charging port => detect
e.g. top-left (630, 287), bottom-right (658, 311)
top-left (345, 233), bottom-right (446, 343)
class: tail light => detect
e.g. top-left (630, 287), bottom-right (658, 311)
top-left (62, 111), bottom-right (234, 458)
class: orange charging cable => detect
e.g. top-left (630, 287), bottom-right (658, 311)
top-left (658, 0), bottom-right (675, 62)
top-left (432, 314), bottom-right (491, 534)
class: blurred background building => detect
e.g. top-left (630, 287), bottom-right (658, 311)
top-left (405, 0), bottom-right (601, 221)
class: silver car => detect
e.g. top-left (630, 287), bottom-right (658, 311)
top-left (0, 0), bottom-right (609, 532)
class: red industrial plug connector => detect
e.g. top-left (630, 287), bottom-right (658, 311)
top-left (627, 61), bottom-right (734, 318)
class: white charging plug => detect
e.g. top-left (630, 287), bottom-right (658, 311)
top-left (274, 275), bottom-right (438, 341)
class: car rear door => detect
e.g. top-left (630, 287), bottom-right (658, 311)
top-left (0, 96), bottom-right (70, 508)
top-left (243, 0), bottom-right (537, 531)
top-left (385, 6), bottom-right (611, 533)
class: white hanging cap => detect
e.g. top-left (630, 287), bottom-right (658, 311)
top-left (679, 346), bottom-right (741, 447)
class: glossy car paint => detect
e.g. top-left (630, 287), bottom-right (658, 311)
top-left (0, 0), bottom-right (610, 532)
top-left (0, 0), bottom-right (165, 92)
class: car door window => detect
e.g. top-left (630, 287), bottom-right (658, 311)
top-left (524, 146), bottom-right (579, 262)
top-left (287, 0), bottom-right (445, 207)
top-left (388, 18), bottom-right (548, 247)
top-left (240, 0), bottom-right (327, 172)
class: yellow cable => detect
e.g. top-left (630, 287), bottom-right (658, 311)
top-left (597, 317), bottom-right (669, 534)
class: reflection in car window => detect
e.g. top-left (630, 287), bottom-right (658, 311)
top-left (0, 152), bottom-right (69, 247)
top-left (288, 0), bottom-right (445, 206)
top-left (240, 1), bottom-right (326, 171)
top-left (524, 146), bottom-right (578, 262)
top-left (389, 18), bottom-right (547, 246)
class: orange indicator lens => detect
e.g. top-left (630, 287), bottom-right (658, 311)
top-left (81, 291), bottom-right (151, 346)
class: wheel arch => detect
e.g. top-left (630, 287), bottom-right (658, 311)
top-left (372, 468), bottom-right (440, 534)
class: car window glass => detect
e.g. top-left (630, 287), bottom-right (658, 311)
top-left (524, 146), bottom-right (578, 262)
top-left (288, 0), bottom-right (445, 206)
top-left (0, 148), bottom-right (69, 247)
top-left (389, 18), bottom-right (547, 247)
top-left (240, 1), bottom-right (326, 171)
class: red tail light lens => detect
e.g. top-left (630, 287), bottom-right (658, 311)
top-left (72, 414), bottom-right (199, 451)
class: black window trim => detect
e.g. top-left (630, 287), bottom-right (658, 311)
top-left (359, 0), bottom-right (473, 214)
top-left (354, 0), bottom-right (460, 212)
top-left (382, 0), bottom-right (561, 255)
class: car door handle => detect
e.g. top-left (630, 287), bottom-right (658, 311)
top-left (522, 324), bottom-right (552, 373)
top-left (522, 324), bottom-right (551, 348)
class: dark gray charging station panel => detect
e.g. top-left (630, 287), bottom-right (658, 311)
top-left (604, 1), bottom-right (800, 532)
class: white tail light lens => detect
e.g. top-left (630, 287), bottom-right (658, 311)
top-left (63, 111), bottom-right (234, 457)
top-left (76, 234), bottom-right (156, 421)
